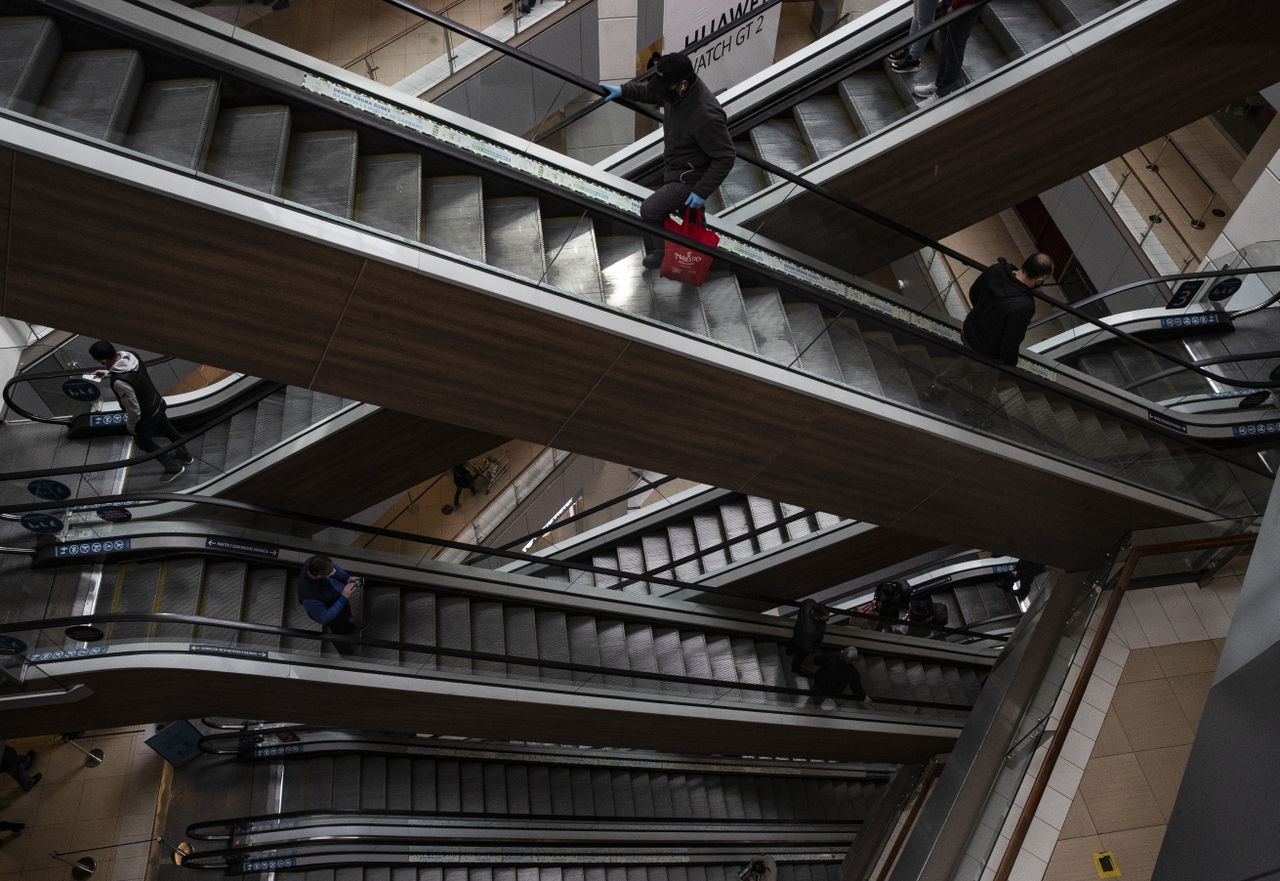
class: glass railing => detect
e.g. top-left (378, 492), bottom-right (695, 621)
top-left (6, 0), bottom-right (1275, 522)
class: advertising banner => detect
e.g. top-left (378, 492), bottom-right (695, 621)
top-left (664, 0), bottom-right (782, 93)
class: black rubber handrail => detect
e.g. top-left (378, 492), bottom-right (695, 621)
top-left (4, 611), bottom-right (976, 712)
top-left (1028, 264), bottom-right (1280, 330)
top-left (1119, 349), bottom-right (1280, 396)
top-left (2, 353), bottom-right (176, 424)
top-left (0, 490), bottom-right (1010, 641)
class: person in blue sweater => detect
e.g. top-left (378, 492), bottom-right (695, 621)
top-left (297, 555), bottom-right (361, 657)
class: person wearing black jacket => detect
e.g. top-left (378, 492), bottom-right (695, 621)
top-left (925, 253), bottom-right (1054, 427)
top-left (810, 647), bottom-right (874, 709)
top-left (89, 340), bottom-right (194, 482)
top-left (785, 598), bottom-right (831, 675)
top-left (600, 53), bottom-right (736, 268)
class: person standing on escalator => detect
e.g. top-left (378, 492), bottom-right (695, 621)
top-left (89, 340), bottom-right (194, 483)
top-left (600, 53), bottom-right (736, 269)
top-left (297, 555), bottom-right (362, 658)
top-left (785, 598), bottom-right (831, 675)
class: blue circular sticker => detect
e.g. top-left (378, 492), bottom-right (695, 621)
top-left (27, 479), bottom-right (71, 501)
top-left (19, 512), bottom-right (64, 534)
top-left (1207, 278), bottom-right (1242, 302)
top-left (0, 636), bottom-right (28, 656)
top-left (62, 378), bottom-right (101, 402)
top-left (96, 506), bottom-right (133, 524)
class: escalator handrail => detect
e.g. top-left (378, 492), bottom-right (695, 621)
top-left (4, 610), bottom-right (976, 712)
top-left (2, 353), bottom-right (176, 425)
top-left (1028, 264), bottom-right (1280, 331)
top-left (22, 3), bottom-right (1275, 483)
top-left (1117, 348), bottom-right (1280, 396)
top-left (0, 490), bottom-right (1009, 641)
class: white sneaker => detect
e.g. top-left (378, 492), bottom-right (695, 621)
top-left (160, 465), bottom-right (186, 484)
top-left (820, 698), bottom-right (838, 712)
top-left (912, 82), bottom-right (939, 99)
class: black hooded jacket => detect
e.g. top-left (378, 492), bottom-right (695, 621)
top-left (961, 260), bottom-right (1036, 366)
top-left (621, 75), bottom-right (736, 199)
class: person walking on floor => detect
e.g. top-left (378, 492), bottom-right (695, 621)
top-left (89, 340), bottom-right (194, 483)
top-left (925, 253), bottom-right (1054, 427)
top-left (443, 462), bottom-right (479, 515)
top-left (297, 555), bottom-right (362, 658)
top-left (600, 53), bottom-right (736, 268)
top-left (0, 743), bottom-right (40, 794)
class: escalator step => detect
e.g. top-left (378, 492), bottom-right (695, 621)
top-left (152, 560), bottom-right (202, 642)
top-left (779, 502), bottom-right (813, 541)
top-left (205, 105), bottom-right (291, 196)
top-left (698, 273), bottom-right (756, 354)
top-left (401, 591), bottom-right (436, 668)
top-left (827, 317), bottom-right (884, 395)
top-left (784, 301), bottom-right (845, 383)
top-left (615, 543), bottom-right (649, 595)
top-left (483, 762), bottom-right (507, 812)
top-left (484, 196), bottom-right (546, 280)
top-left (590, 768), bottom-right (616, 817)
top-left (36, 49), bottom-right (142, 143)
top-left (650, 272), bottom-right (712, 337)
top-left (238, 568), bottom-right (285, 649)
top-left (125, 78), bottom-right (219, 169)
top-left (506, 763), bottom-right (531, 814)
top-left (0, 17), bottom-right (60, 117)
top-left (195, 561), bottom-right (247, 640)
top-left (196, 419), bottom-right (230, 477)
top-left (470, 599), bottom-right (507, 676)
top-left (624, 622), bottom-right (661, 681)
top-left (527, 764), bottom-right (552, 814)
top-left (961, 20), bottom-right (1009, 83)
top-left (223, 403), bottom-right (260, 467)
top-left (424, 175), bottom-right (485, 263)
top-left (749, 118), bottom-right (812, 180)
top-left (505, 605), bottom-right (541, 681)
top-left (639, 533), bottom-right (672, 585)
top-left (793, 96), bottom-right (857, 160)
top-left (837, 69), bottom-right (907, 135)
top-left (652, 626), bottom-right (688, 686)
top-left (855, 322), bottom-right (923, 405)
top-left (281, 386), bottom-right (314, 442)
top-left (814, 510), bottom-right (844, 529)
top-left (460, 761), bottom-right (485, 813)
top-left (711, 141), bottom-right (768, 211)
top-left (591, 552), bottom-right (620, 589)
top-left (356, 152), bottom-right (422, 240)
top-left (367, 869), bottom-right (391, 881)
top-left (746, 496), bottom-right (785, 549)
top-left (436, 759), bottom-right (462, 812)
top-left (691, 511), bottom-right (729, 571)
top-left (303, 753), bottom-right (331, 805)
top-left (281, 577), bottom-right (320, 656)
top-left (436, 595), bottom-right (473, 674)
top-left (543, 216), bottom-right (605, 302)
top-left (331, 754), bottom-right (361, 809)
top-left (731, 638), bottom-right (765, 694)
top-left (285, 130), bottom-right (358, 219)
top-left (741, 287), bottom-right (800, 366)
top-left (411, 758), bottom-right (436, 811)
top-left (365, 585), bottom-right (402, 663)
top-left (361, 755), bottom-right (387, 809)
top-left (251, 389), bottom-right (287, 453)
top-left (548, 766), bottom-right (573, 814)
top-left (310, 391), bottom-right (348, 422)
top-left (610, 768), bottom-right (635, 817)
top-left (985, 0), bottom-right (1064, 56)
top-left (1057, 0), bottom-right (1121, 23)
top-left (570, 767), bottom-right (594, 814)
top-left (597, 236), bottom-right (655, 318)
top-left (387, 756), bottom-right (412, 810)
top-left (719, 498), bottom-right (755, 562)
top-left (704, 634), bottom-right (738, 683)
top-left (936, 591), bottom-right (964, 628)
top-left (535, 609), bottom-right (574, 684)
top-left (666, 522), bottom-right (703, 582)
top-left (954, 586), bottom-right (987, 626)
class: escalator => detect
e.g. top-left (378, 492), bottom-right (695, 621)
top-left (0, 336), bottom-right (505, 517)
top-left (598, 0), bottom-right (1280, 275)
top-left (0, 0), bottom-right (1273, 574)
top-left (2, 494), bottom-right (996, 761)
top-left (181, 729), bottom-right (886, 877)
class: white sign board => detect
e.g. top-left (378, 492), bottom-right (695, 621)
top-left (665, 0), bottom-right (782, 94)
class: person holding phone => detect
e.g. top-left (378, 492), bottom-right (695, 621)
top-left (297, 555), bottom-right (362, 657)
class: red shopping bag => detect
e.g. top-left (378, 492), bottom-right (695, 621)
top-left (660, 208), bottom-right (719, 286)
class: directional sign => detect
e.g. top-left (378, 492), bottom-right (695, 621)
top-left (20, 512), bottom-right (63, 534)
top-left (28, 479), bottom-right (71, 501)
top-left (61, 378), bottom-right (100, 402)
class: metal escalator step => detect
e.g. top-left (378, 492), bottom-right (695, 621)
top-left (607, 769), bottom-right (634, 817)
top-left (281, 577), bottom-right (320, 656)
top-left (484, 762), bottom-right (508, 813)
top-left (589, 769), bottom-right (616, 817)
top-left (205, 105), bottom-right (291, 196)
top-left (698, 273), bottom-right (756, 353)
top-left (331, 755), bottom-right (360, 809)
top-left (526, 765), bottom-right (552, 814)
top-left (401, 591), bottom-right (436, 669)
top-left (756, 642), bottom-right (787, 690)
top-left (153, 558), bottom-right (203, 642)
top-left (961, 21), bottom-right (1009, 83)
top-left (653, 626), bottom-right (688, 686)
top-left (666, 522), bottom-right (703, 582)
top-left (194, 419), bottom-right (230, 478)
top-left (107, 561), bottom-right (162, 641)
top-left (719, 498), bottom-right (755, 562)
top-left (679, 631), bottom-right (715, 696)
top-left (303, 757), bottom-right (332, 810)
top-left (36, 49), bottom-right (142, 143)
top-left (978, 584), bottom-right (1014, 619)
top-left (436, 759), bottom-right (462, 811)
top-left (570, 767), bottom-right (595, 814)
top-left (387, 756), bottom-right (412, 810)
top-left (985, 0), bottom-right (1065, 55)
top-left (0, 17), bottom-right (60, 116)
top-left (194, 560), bottom-right (247, 641)
top-left (367, 869), bottom-right (391, 881)
top-left (591, 552), bottom-right (620, 589)
top-left (460, 761), bottom-right (485, 812)
top-left (309, 391), bottom-right (348, 422)
top-left (251, 389), bottom-right (287, 454)
top-left (749, 118), bottom-right (812, 180)
top-left (424, 175), bottom-right (485, 263)
top-left (827, 317), bottom-right (884, 395)
top-left (954, 586), bottom-right (987, 626)
top-left (814, 510), bottom-right (844, 530)
top-left (125, 78), bottom-right (219, 168)
top-left (598, 236), bottom-right (655, 318)
top-left (361, 756), bottom-right (388, 809)
top-left (1056, 0), bottom-right (1121, 23)
top-left (731, 638), bottom-right (765, 693)
top-left (713, 141), bottom-right (768, 211)
top-left (734, 775), bottom-right (762, 820)
top-left (745, 496), bottom-right (785, 549)
top-left (484, 196), bottom-right (546, 280)
top-left (650, 273), bottom-right (711, 337)
top-left (639, 533), bottom-right (672, 585)
top-left (222, 403), bottom-right (259, 467)
top-left (543, 216), bottom-right (605, 302)
top-left (837, 71), bottom-right (907, 136)
top-left (783, 301), bottom-right (845, 383)
top-left (779, 502), bottom-right (813, 541)
top-left (741, 287), bottom-right (800, 366)
top-left (392, 869), bottom-right (416, 881)
top-left (793, 96), bottom-right (857, 160)
top-left (282, 386), bottom-right (314, 441)
top-left (548, 766), bottom-right (574, 814)
top-left (470, 599), bottom-right (507, 676)
top-left (624, 623), bottom-right (661, 684)
top-left (506, 764), bottom-right (531, 814)
top-left (856, 323), bottom-right (923, 404)
top-left (334, 867), bottom-right (361, 881)
top-left (536, 609), bottom-right (573, 684)
top-left (356, 153), bottom-right (422, 240)
top-left (238, 568), bottom-right (286, 649)
top-left (691, 511), bottom-right (729, 571)
top-left (285, 130), bottom-right (358, 219)
top-left (504, 605), bottom-right (541, 681)
top-left (1070, 349), bottom-right (1128, 388)
top-left (411, 758), bottom-right (436, 810)
top-left (365, 586), bottom-right (402, 663)
top-left (615, 543), bottom-right (649, 595)
top-left (436, 595), bottom-right (472, 674)
top-left (937, 591), bottom-right (964, 628)
top-left (651, 772), bottom-right (676, 818)
top-left (704, 634), bottom-right (738, 683)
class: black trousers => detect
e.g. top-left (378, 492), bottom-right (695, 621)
top-left (640, 181), bottom-right (695, 255)
top-left (325, 616), bottom-right (357, 658)
top-left (935, 11), bottom-right (976, 97)
top-left (134, 410), bottom-right (190, 472)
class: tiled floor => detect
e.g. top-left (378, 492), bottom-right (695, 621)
top-left (1002, 558), bottom-right (1246, 881)
top-left (0, 729), bottom-right (164, 881)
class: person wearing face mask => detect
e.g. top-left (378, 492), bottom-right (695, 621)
top-left (600, 53), bottom-right (736, 269)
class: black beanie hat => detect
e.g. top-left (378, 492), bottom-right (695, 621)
top-left (88, 340), bottom-right (118, 361)
top-left (655, 53), bottom-right (694, 84)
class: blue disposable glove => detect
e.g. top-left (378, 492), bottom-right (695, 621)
top-left (601, 84), bottom-right (622, 102)
top-left (684, 192), bottom-right (706, 210)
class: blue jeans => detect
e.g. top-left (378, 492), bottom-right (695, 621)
top-left (905, 0), bottom-right (949, 60)
top-left (1, 747), bottom-right (36, 792)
